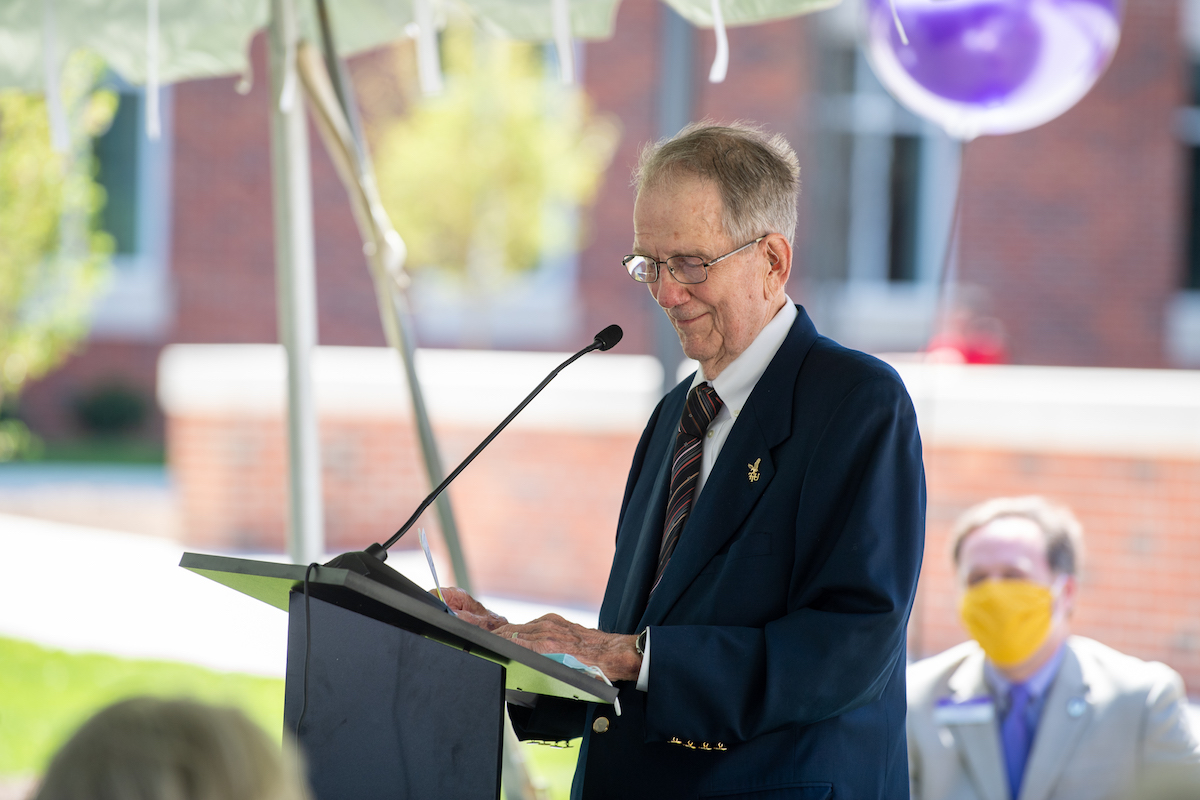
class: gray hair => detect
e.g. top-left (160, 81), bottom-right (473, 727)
top-left (633, 121), bottom-right (801, 245)
top-left (34, 697), bottom-right (311, 800)
top-left (950, 495), bottom-right (1084, 577)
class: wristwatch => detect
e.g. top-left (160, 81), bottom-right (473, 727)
top-left (635, 628), bottom-right (648, 657)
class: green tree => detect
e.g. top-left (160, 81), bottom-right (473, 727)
top-left (372, 25), bottom-right (618, 288)
top-left (0, 53), bottom-right (116, 460)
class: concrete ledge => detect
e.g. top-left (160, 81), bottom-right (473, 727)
top-left (157, 344), bottom-right (664, 433)
top-left (891, 361), bottom-right (1200, 459)
top-left (158, 345), bottom-right (1200, 459)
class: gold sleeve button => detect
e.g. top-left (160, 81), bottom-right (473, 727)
top-left (592, 716), bottom-right (610, 734)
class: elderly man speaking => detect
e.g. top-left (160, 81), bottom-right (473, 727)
top-left (444, 122), bottom-right (926, 799)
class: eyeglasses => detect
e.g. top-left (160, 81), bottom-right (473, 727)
top-left (622, 236), bottom-right (766, 285)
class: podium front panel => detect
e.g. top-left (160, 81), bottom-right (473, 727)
top-left (284, 593), bottom-right (504, 800)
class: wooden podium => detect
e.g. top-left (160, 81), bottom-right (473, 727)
top-left (181, 552), bottom-right (616, 800)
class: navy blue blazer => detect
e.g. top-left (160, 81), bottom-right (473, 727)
top-left (513, 307), bottom-right (926, 799)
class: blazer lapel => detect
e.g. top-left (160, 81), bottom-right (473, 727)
top-left (637, 308), bottom-right (816, 627)
top-left (608, 384), bottom-right (688, 634)
top-left (944, 653), bottom-right (1009, 800)
top-left (638, 415), bottom-right (778, 626)
top-left (1018, 644), bottom-right (1092, 800)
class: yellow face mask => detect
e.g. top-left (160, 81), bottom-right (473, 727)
top-left (959, 579), bottom-right (1056, 668)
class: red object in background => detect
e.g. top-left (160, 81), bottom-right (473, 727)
top-left (926, 330), bottom-right (1008, 364)
top-left (926, 313), bottom-right (1009, 364)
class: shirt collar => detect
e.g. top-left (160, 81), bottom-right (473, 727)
top-left (985, 641), bottom-right (1067, 703)
top-left (692, 298), bottom-right (797, 413)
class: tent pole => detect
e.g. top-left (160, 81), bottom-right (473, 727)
top-left (299, 17), bottom-right (538, 796)
top-left (269, 0), bottom-right (325, 565)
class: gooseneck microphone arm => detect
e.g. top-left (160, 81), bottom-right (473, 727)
top-left (367, 324), bottom-right (623, 558)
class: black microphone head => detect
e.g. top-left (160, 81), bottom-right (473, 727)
top-left (594, 324), bottom-right (623, 351)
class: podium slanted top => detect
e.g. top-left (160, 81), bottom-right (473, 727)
top-left (180, 552), bottom-right (618, 706)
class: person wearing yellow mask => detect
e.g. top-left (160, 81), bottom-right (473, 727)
top-left (907, 496), bottom-right (1200, 800)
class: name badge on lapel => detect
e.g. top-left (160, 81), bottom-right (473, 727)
top-left (933, 696), bottom-right (995, 725)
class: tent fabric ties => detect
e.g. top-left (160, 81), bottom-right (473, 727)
top-left (889, 0), bottom-right (909, 46)
top-left (42, 0), bottom-right (70, 153)
top-left (413, 0), bottom-right (444, 96)
top-left (147, 0), bottom-right (162, 140)
top-left (552, 0), bottom-right (575, 84)
top-left (708, 0), bottom-right (728, 84)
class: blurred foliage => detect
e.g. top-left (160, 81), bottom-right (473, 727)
top-left (0, 419), bottom-right (42, 462)
top-left (372, 24), bottom-right (618, 285)
top-left (71, 380), bottom-right (148, 435)
top-left (0, 52), bottom-right (116, 459)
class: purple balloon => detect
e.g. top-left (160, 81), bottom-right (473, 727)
top-left (864, 0), bottom-right (1124, 139)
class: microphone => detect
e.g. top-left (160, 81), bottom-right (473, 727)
top-left (593, 324), bottom-right (623, 352)
top-left (323, 326), bottom-right (624, 599)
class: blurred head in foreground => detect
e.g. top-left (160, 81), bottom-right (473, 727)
top-left (34, 697), bottom-right (311, 800)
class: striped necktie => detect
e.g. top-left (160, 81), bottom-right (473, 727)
top-left (651, 382), bottom-right (724, 595)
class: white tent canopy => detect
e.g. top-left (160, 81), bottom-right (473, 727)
top-left (0, 0), bottom-right (839, 92)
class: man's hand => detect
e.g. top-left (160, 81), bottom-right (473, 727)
top-left (438, 587), bottom-right (509, 631)
top-left (495, 614), bottom-right (642, 682)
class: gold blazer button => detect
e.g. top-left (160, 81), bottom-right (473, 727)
top-left (592, 716), bottom-right (610, 734)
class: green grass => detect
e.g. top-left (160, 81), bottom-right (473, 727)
top-left (0, 636), bottom-right (284, 776)
top-left (0, 636), bottom-right (580, 797)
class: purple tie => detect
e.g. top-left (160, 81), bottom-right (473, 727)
top-left (1002, 683), bottom-right (1033, 800)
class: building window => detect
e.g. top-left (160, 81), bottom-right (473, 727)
top-left (888, 134), bottom-right (922, 283)
top-left (87, 76), bottom-right (173, 340)
top-left (1185, 146), bottom-right (1200, 290)
top-left (1167, 0), bottom-right (1200, 366)
top-left (806, 10), bottom-right (959, 353)
top-left (94, 89), bottom-right (141, 256)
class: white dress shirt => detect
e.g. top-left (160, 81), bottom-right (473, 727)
top-left (637, 298), bottom-right (798, 691)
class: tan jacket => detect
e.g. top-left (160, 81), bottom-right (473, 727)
top-left (907, 637), bottom-right (1200, 800)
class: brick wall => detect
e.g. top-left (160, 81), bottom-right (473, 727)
top-left (168, 411), bottom-right (636, 607)
top-left (168, 408), bottom-right (1200, 688)
top-left (169, 34), bottom-right (388, 348)
top-left (913, 447), bottom-right (1200, 692)
top-left (161, 347), bottom-right (1200, 690)
top-left (159, 344), bottom-right (661, 606)
top-left (958, 0), bottom-right (1186, 368)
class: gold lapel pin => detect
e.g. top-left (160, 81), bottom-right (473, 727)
top-left (748, 458), bottom-right (761, 482)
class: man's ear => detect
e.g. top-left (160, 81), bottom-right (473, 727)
top-left (762, 233), bottom-right (792, 297)
top-left (1058, 574), bottom-right (1078, 618)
